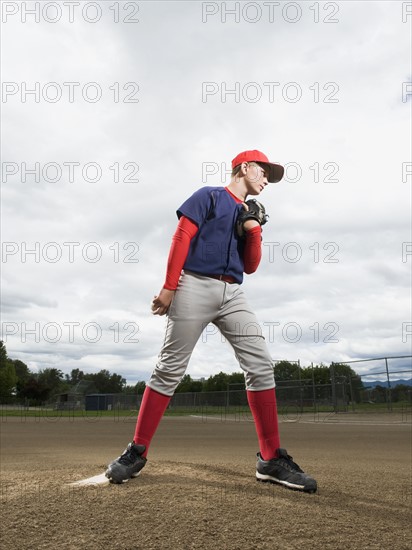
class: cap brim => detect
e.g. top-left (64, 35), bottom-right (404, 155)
top-left (266, 163), bottom-right (284, 183)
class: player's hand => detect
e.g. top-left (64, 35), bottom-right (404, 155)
top-left (151, 288), bottom-right (175, 316)
top-left (243, 219), bottom-right (260, 232)
top-left (239, 202), bottom-right (262, 234)
top-left (236, 199), bottom-right (268, 237)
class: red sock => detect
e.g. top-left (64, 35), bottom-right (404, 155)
top-left (133, 387), bottom-right (171, 457)
top-left (247, 388), bottom-right (280, 461)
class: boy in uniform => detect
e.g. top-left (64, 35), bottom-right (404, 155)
top-left (106, 150), bottom-right (317, 493)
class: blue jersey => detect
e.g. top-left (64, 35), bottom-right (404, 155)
top-left (177, 186), bottom-right (246, 284)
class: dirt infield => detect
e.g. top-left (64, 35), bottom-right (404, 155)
top-left (1, 412), bottom-right (411, 550)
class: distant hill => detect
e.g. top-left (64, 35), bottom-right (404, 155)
top-left (362, 379), bottom-right (412, 388)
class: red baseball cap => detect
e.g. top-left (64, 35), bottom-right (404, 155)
top-left (231, 150), bottom-right (284, 183)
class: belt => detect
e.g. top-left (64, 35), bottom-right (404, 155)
top-left (204, 274), bottom-right (237, 284)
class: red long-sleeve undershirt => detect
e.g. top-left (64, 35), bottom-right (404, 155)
top-left (163, 189), bottom-right (263, 291)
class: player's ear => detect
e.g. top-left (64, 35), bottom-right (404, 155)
top-left (241, 162), bottom-right (249, 176)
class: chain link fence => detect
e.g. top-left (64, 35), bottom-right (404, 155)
top-left (52, 392), bottom-right (141, 411)
top-left (163, 356), bottom-right (412, 415)
top-left (341, 356), bottom-right (412, 412)
top-left (168, 377), bottom-right (349, 415)
top-left (33, 355), bottom-right (412, 414)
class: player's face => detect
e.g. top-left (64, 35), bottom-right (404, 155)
top-left (244, 162), bottom-right (269, 195)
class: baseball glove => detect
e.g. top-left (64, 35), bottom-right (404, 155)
top-left (236, 199), bottom-right (268, 238)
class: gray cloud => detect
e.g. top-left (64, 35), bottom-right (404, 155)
top-left (1, 1), bottom-right (411, 383)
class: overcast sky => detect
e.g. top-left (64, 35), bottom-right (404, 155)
top-left (1, 0), bottom-right (411, 385)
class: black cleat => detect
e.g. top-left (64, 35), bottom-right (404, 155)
top-left (105, 442), bottom-right (147, 484)
top-left (256, 448), bottom-right (317, 493)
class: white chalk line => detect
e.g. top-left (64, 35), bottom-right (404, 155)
top-left (189, 415), bottom-right (410, 426)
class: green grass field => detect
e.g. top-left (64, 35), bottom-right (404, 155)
top-left (1, 401), bottom-right (410, 419)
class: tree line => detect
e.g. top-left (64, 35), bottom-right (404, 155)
top-left (1, 341), bottom-right (409, 405)
top-left (0, 341), bottom-right (127, 405)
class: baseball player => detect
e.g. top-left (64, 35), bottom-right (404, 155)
top-left (105, 150), bottom-right (317, 493)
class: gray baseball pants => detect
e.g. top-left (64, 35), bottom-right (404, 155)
top-left (148, 271), bottom-right (275, 396)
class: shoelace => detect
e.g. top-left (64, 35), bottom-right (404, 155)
top-left (118, 445), bottom-right (139, 466)
top-left (277, 454), bottom-right (304, 473)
